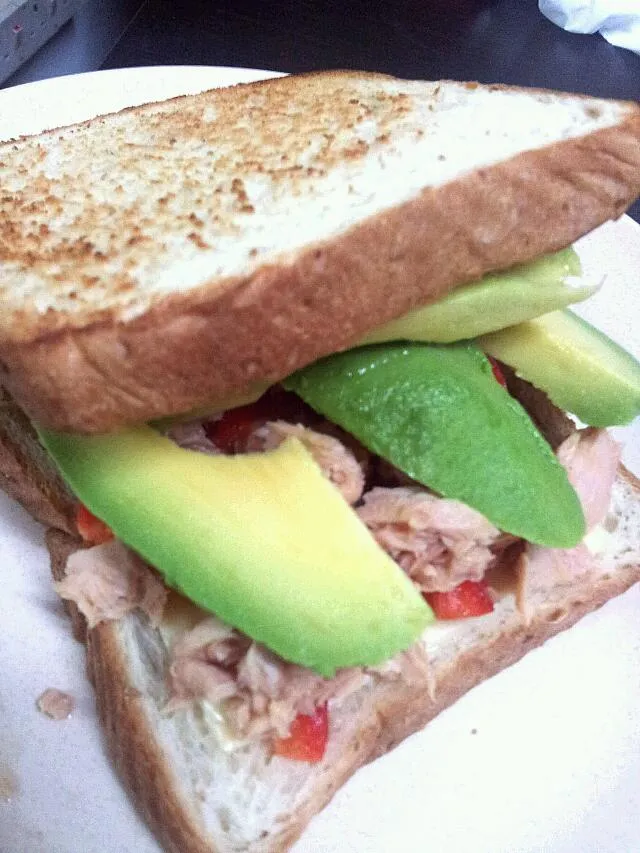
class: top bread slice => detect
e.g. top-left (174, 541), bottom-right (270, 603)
top-left (1, 71), bottom-right (640, 432)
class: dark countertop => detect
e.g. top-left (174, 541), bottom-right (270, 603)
top-left (3, 0), bottom-right (640, 220)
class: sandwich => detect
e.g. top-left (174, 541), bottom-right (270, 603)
top-left (1, 71), bottom-right (640, 852)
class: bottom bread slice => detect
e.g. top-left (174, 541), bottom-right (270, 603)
top-left (45, 469), bottom-right (640, 853)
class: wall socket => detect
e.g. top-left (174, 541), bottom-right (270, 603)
top-left (0, 0), bottom-right (86, 86)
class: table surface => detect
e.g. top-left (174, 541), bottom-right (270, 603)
top-left (3, 0), bottom-right (639, 225)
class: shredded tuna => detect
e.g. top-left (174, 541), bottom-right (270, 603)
top-left (313, 419), bottom-right (373, 481)
top-left (515, 542), bottom-right (597, 623)
top-left (369, 642), bottom-right (433, 696)
top-left (557, 427), bottom-right (620, 530)
top-left (166, 614), bottom-right (437, 743)
top-left (166, 617), bottom-right (250, 711)
top-left (246, 420), bottom-right (365, 504)
top-left (526, 542), bottom-right (597, 588)
top-left (55, 540), bottom-right (167, 629)
top-left (166, 615), bottom-right (371, 740)
top-left (357, 487), bottom-right (501, 593)
top-left (37, 688), bottom-right (74, 720)
top-left (166, 420), bottom-right (220, 455)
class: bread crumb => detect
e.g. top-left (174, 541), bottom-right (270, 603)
top-left (37, 688), bottom-right (74, 720)
top-left (0, 770), bottom-right (18, 802)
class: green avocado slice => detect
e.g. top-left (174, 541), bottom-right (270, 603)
top-left (361, 248), bottom-right (595, 345)
top-left (478, 309), bottom-right (640, 427)
top-left (156, 249), bottom-right (592, 429)
top-left (39, 426), bottom-right (432, 676)
top-left (285, 343), bottom-right (585, 548)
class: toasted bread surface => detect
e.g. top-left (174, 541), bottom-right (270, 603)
top-left (2, 73), bottom-right (640, 431)
top-left (43, 467), bottom-right (640, 853)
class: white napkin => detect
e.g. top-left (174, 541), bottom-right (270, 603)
top-left (539, 0), bottom-right (640, 54)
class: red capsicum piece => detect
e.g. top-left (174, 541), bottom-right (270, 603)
top-left (488, 356), bottom-right (507, 387)
top-left (204, 405), bottom-right (261, 454)
top-left (425, 579), bottom-right (494, 620)
top-left (204, 389), bottom-right (317, 453)
top-left (75, 503), bottom-right (114, 545)
top-left (273, 703), bottom-right (329, 763)
top-left (422, 356), bottom-right (501, 619)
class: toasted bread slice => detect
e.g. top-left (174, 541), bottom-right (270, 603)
top-left (0, 387), bottom-right (75, 532)
top-left (44, 467), bottom-right (640, 853)
top-left (1, 73), bottom-right (640, 432)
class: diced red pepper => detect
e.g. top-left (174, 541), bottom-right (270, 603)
top-left (204, 405), bottom-right (260, 453)
top-left (425, 579), bottom-right (494, 620)
top-left (204, 388), bottom-right (318, 453)
top-left (488, 356), bottom-right (507, 388)
top-left (273, 703), bottom-right (329, 763)
top-left (75, 503), bottom-right (114, 545)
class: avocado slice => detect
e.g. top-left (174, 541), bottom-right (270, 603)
top-left (157, 249), bottom-right (593, 429)
top-left (39, 425), bottom-right (432, 676)
top-left (478, 309), bottom-right (640, 427)
top-left (361, 248), bottom-right (596, 345)
top-left (285, 343), bottom-right (585, 548)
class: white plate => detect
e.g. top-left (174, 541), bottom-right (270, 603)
top-left (0, 67), bottom-right (639, 853)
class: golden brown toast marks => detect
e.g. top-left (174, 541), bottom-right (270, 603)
top-left (1, 74), bottom-right (640, 431)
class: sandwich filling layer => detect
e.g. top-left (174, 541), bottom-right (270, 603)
top-left (54, 387), bottom-right (621, 754)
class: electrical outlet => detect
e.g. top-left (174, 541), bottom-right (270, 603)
top-left (0, 0), bottom-right (87, 85)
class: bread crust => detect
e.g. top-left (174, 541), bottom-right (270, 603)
top-left (0, 390), bottom-right (76, 531)
top-left (47, 528), bottom-right (220, 852)
top-left (2, 86), bottom-right (640, 432)
top-left (89, 622), bottom-right (217, 853)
